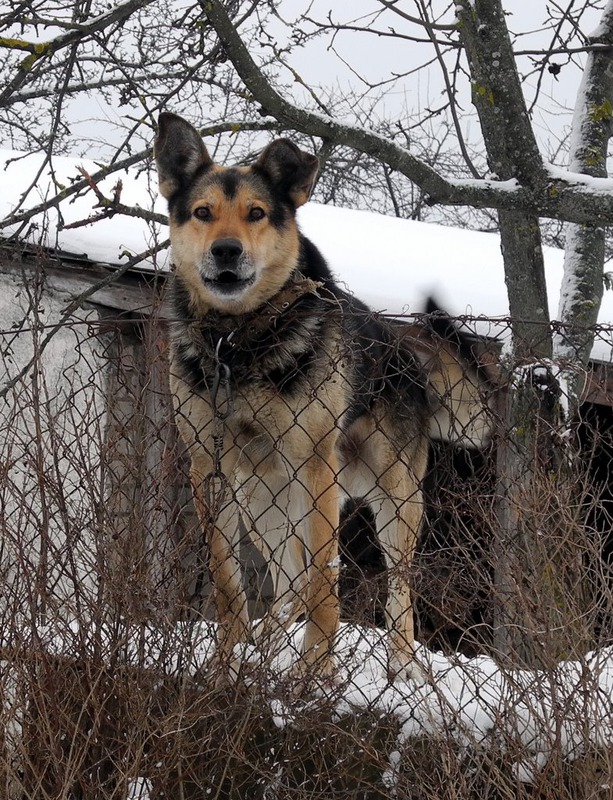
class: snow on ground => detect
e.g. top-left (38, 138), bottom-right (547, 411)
top-left (2, 148), bottom-right (613, 362)
top-left (126, 778), bottom-right (152, 799)
top-left (8, 618), bottom-right (612, 788)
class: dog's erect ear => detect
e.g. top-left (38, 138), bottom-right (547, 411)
top-left (154, 112), bottom-right (213, 199)
top-left (254, 138), bottom-right (319, 207)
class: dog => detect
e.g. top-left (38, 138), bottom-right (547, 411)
top-left (154, 112), bottom-right (492, 683)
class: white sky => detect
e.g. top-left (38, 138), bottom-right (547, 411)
top-left (2, 1), bottom-right (603, 165)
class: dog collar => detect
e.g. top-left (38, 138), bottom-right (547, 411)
top-left (199, 275), bottom-right (328, 337)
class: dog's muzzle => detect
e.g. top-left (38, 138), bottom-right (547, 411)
top-left (204, 238), bottom-right (255, 295)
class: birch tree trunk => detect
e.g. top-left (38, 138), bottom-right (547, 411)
top-left (554, 1), bottom-right (613, 414)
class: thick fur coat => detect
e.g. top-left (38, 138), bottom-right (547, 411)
top-left (155, 112), bottom-right (490, 683)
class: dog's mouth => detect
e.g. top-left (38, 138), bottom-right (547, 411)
top-left (203, 271), bottom-right (256, 295)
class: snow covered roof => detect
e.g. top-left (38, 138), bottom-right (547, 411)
top-left (2, 148), bottom-right (613, 362)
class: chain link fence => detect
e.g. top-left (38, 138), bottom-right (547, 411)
top-left (1, 271), bottom-right (613, 798)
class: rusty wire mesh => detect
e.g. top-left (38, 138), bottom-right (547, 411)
top-left (1, 287), bottom-right (613, 799)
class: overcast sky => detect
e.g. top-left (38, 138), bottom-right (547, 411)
top-left (4, 0), bottom-right (601, 164)
top-left (267, 1), bottom-right (605, 162)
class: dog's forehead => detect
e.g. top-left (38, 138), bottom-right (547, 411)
top-left (190, 165), bottom-right (271, 203)
top-left (168, 161), bottom-right (288, 226)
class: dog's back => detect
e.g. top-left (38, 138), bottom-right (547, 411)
top-left (401, 300), bottom-right (494, 449)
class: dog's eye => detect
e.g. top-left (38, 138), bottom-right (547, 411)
top-left (194, 206), bottom-right (212, 221)
top-left (248, 206), bottom-right (266, 222)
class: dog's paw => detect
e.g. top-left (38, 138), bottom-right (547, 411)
top-left (387, 654), bottom-right (428, 687)
top-left (287, 653), bottom-right (338, 694)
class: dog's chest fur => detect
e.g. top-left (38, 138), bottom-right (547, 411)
top-left (171, 281), bottom-right (346, 396)
top-left (169, 278), bottom-right (355, 469)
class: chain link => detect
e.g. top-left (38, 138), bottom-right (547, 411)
top-left (203, 335), bottom-right (234, 514)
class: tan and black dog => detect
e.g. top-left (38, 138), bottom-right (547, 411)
top-left (154, 112), bottom-right (491, 684)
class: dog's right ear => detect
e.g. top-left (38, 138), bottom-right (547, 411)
top-left (154, 112), bottom-right (213, 199)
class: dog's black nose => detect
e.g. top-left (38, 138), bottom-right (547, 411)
top-left (211, 238), bottom-right (243, 268)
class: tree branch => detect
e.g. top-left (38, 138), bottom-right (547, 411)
top-left (202, 0), bottom-right (613, 227)
top-left (0, 0), bottom-right (160, 108)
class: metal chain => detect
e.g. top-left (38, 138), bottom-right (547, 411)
top-left (191, 336), bottom-right (235, 613)
top-left (203, 335), bottom-right (234, 513)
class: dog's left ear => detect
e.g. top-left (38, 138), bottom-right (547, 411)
top-left (254, 139), bottom-right (319, 207)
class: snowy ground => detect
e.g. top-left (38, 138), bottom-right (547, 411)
top-left (6, 618), bottom-right (612, 792)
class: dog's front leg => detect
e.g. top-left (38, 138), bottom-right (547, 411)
top-left (191, 465), bottom-right (249, 675)
top-left (301, 451), bottom-right (340, 679)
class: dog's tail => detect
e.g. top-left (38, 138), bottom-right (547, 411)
top-left (419, 298), bottom-right (494, 448)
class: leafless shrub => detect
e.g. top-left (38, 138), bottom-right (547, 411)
top-left (1, 295), bottom-right (613, 798)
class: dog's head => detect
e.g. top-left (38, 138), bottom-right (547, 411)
top-left (155, 112), bottom-right (319, 314)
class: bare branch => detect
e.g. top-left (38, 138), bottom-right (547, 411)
top-left (202, 0), bottom-right (613, 227)
top-left (0, 0), bottom-right (161, 108)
